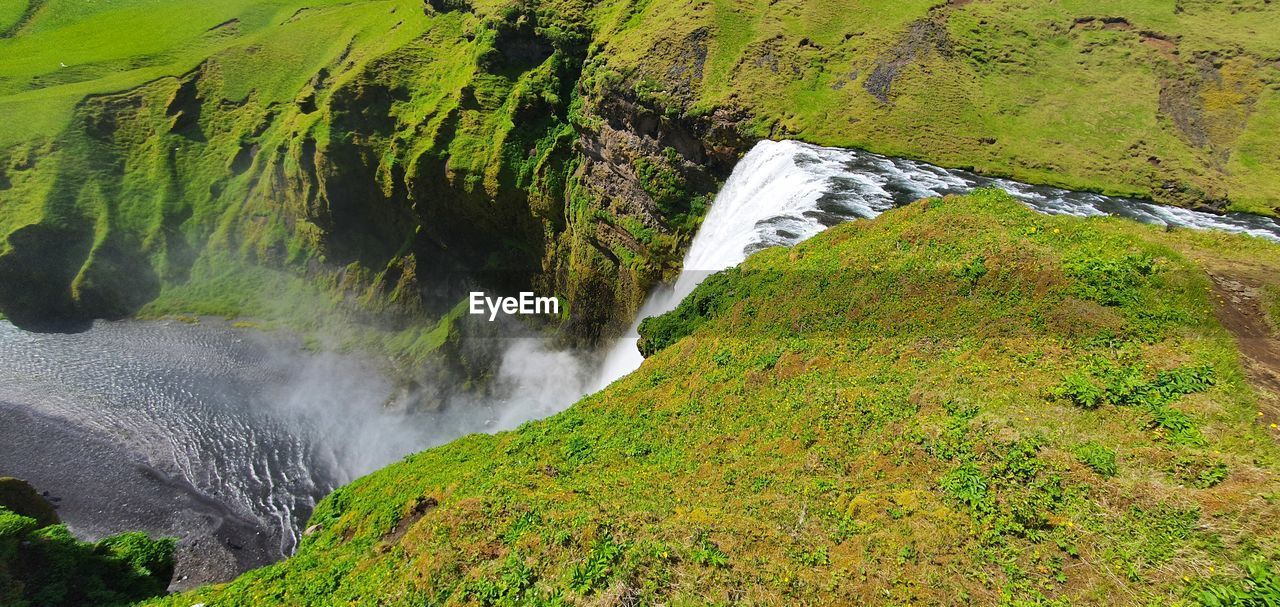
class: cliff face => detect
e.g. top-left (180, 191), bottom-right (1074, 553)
top-left (1, 0), bottom-right (1278, 343)
top-left (561, 69), bottom-right (752, 339)
top-left (0, 0), bottom-right (737, 344)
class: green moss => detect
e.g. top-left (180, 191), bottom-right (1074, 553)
top-left (0, 507), bottom-right (174, 607)
top-left (0, 478), bottom-right (59, 528)
top-left (636, 267), bottom-right (738, 356)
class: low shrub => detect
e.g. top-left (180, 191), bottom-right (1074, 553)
top-left (1196, 558), bottom-right (1280, 606)
top-left (1074, 442), bottom-right (1118, 477)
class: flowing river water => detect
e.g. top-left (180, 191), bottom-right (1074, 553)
top-left (594, 140), bottom-right (1280, 384)
top-left (3, 139), bottom-right (1279, 587)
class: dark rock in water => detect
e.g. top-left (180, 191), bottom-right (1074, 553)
top-left (0, 220), bottom-right (159, 331)
top-left (0, 477), bottom-right (60, 527)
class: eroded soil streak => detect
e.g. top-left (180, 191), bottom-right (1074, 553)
top-left (1211, 272), bottom-right (1280, 434)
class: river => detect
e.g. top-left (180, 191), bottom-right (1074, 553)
top-left (594, 140), bottom-right (1280, 385)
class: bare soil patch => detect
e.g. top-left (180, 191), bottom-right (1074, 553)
top-left (1210, 272), bottom-right (1280, 434)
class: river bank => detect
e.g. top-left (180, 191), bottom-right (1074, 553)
top-left (0, 403), bottom-right (276, 590)
top-left (0, 316), bottom-right (601, 588)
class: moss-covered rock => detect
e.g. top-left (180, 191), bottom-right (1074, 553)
top-left (0, 478), bottom-right (174, 607)
top-left (0, 478), bottom-right (59, 528)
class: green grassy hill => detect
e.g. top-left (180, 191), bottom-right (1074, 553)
top-left (0, 0), bottom-right (402, 145)
top-left (146, 191), bottom-right (1280, 606)
top-left (592, 0), bottom-right (1280, 213)
top-left (2, 0), bottom-right (1279, 343)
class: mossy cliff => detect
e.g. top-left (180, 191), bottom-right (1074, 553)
top-left (2, 0), bottom-right (1278, 344)
top-left (148, 192), bottom-right (1280, 605)
top-left (0, 0), bottom-right (730, 343)
top-left (1, 478), bottom-right (175, 606)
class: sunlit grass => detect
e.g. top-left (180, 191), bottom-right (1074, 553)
top-left (147, 192), bottom-right (1280, 606)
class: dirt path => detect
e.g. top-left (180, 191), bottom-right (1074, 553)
top-left (1210, 273), bottom-right (1280, 434)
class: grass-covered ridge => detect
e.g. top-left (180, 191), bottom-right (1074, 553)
top-left (590, 0), bottom-right (1280, 214)
top-left (150, 191), bottom-right (1280, 606)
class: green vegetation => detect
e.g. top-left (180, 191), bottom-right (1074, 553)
top-left (1264, 284), bottom-right (1280, 335)
top-left (1074, 442), bottom-right (1117, 478)
top-left (1, 489), bottom-right (174, 607)
top-left (592, 0), bottom-right (1280, 214)
top-left (1195, 557), bottom-right (1280, 607)
top-left (0, 0), bottom-right (395, 145)
top-left (3, 0), bottom-right (1279, 340)
top-left (148, 192), bottom-right (1280, 605)
top-left (0, 477), bottom-right (59, 527)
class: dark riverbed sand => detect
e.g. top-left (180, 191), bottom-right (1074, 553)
top-left (0, 317), bottom-right (449, 593)
top-left (0, 402), bottom-right (278, 590)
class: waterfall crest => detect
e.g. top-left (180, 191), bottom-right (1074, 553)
top-left (594, 139), bottom-right (1280, 389)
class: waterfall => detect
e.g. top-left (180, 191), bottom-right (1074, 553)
top-left (593, 139), bottom-right (1280, 389)
top-left (592, 141), bottom-right (854, 387)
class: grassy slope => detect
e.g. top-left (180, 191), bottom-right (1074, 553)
top-left (592, 0), bottom-right (1280, 214)
top-left (0, 0), bottom-right (385, 144)
top-left (0, 0), bottom-right (436, 252)
top-left (0, 0), bottom-right (418, 287)
top-left (150, 191), bottom-right (1280, 606)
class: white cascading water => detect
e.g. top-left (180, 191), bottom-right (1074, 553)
top-left (593, 139), bottom-right (1280, 389)
top-left (592, 141), bottom-right (861, 386)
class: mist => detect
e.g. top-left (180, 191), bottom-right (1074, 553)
top-left (256, 329), bottom-right (604, 488)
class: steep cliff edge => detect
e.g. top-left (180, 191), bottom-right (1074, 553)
top-left (1, 0), bottom-right (1278, 347)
